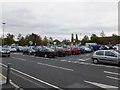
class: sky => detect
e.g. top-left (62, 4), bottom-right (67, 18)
top-left (0, 0), bottom-right (118, 41)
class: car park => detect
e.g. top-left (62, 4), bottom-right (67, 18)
top-left (92, 50), bottom-right (120, 65)
top-left (0, 46), bottom-right (10, 57)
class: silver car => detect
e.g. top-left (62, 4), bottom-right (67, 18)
top-left (92, 50), bottom-right (120, 65)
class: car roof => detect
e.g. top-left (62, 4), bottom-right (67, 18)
top-left (95, 50), bottom-right (116, 52)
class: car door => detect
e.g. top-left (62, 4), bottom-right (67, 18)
top-left (105, 51), bottom-right (118, 64)
top-left (95, 51), bottom-right (105, 62)
top-left (37, 48), bottom-right (43, 56)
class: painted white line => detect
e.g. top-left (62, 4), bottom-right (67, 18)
top-left (77, 62), bottom-right (119, 69)
top-left (60, 60), bottom-right (67, 62)
top-left (68, 61), bottom-right (72, 62)
top-left (74, 61), bottom-right (79, 63)
top-left (85, 58), bottom-right (91, 61)
top-left (12, 57), bottom-right (26, 61)
top-left (77, 59), bottom-right (86, 61)
top-left (86, 54), bottom-right (90, 56)
top-left (106, 76), bottom-right (120, 81)
top-left (1, 63), bottom-right (63, 90)
top-left (104, 71), bottom-right (120, 76)
top-left (84, 80), bottom-right (118, 89)
top-left (30, 56), bottom-right (35, 57)
top-left (10, 81), bottom-right (20, 89)
top-left (37, 62), bottom-right (74, 72)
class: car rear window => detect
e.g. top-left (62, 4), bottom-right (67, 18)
top-left (96, 51), bottom-right (104, 55)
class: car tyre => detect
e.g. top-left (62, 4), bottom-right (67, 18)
top-left (93, 59), bottom-right (99, 64)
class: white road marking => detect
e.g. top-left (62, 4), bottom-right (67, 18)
top-left (85, 58), bottom-right (91, 61)
top-left (77, 59), bottom-right (86, 61)
top-left (104, 71), bottom-right (120, 76)
top-left (73, 61), bottom-right (79, 63)
top-left (77, 62), bottom-right (119, 69)
top-left (60, 60), bottom-right (67, 62)
top-left (106, 76), bottom-right (120, 81)
top-left (12, 57), bottom-right (26, 61)
top-left (10, 81), bottom-right (20, 89)
top-left (0, 63), bottom-right (63, 90)
top-left (86, 54), bottom-right (90, 56)
top-left (84, 80), bottom-right (118, 89)
top-left (37, 62), bottom-right (74, 71)
top-left (78, 58), bottom-right (91, 61)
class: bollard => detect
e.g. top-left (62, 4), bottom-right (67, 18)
top-left (6, 63), bottom-right (11, 84)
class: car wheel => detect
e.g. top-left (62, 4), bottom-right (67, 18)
top-left (44, 54), bottom-right (47, 58)
top-left (8, 55), bottom-right (10, 57)
top-left (93, 59), bottom-right (99, 64)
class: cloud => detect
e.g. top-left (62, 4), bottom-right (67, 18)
top-left (1, 2), bottom-right (118, 40)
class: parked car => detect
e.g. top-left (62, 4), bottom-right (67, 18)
top-left (77, 46), bottom-right (86, 54)
top-left (0, 46), bottom-right (10, 57)
top-left (50, 46), bottom-right (66, 57)
top-left (99, 45), bottom-right (110, 50)
top-left (92, 50), bottom-right (120, 65)
top-left (35, 47), bottom-right (56, 58)
top-left (71, 47), bottom-right (80, 55)
top-left (63, 48), bottom-right (72, 55)
top-left (81, 46), bottom-right (93, 53)
top-left (16, 46), bottom-right (23, 52)
top-left (23, 46), bottom-right (36, 55)
top-left (10, 46), bottom-right (17, 52)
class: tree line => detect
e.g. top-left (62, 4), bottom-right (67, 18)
top-left (0, 33), bottom-right (120, 46)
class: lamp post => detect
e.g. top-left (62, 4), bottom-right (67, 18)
top-left (2, 23), bottom-right (6, 46)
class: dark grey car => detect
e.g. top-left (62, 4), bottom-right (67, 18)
top-left (92, 50), bottom-right (120, 65)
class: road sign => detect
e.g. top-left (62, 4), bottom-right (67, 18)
top-left (29, 41), bottom-right (33, 45)
top-left (0, 74), bottom-right (6, 85)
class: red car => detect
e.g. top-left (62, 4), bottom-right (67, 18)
top-left (71, 47), bottom-right (80, 55)
top-left (63, 48), bottom-right (72, 55)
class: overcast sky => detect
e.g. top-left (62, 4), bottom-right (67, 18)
top-left (1, 0), bottom-right (118, 41)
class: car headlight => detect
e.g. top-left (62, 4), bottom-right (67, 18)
top-left (7, 51), bottom-right (10, 53)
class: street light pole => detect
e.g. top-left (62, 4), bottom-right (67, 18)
top-left (2, 23), bottom-right (6, 46)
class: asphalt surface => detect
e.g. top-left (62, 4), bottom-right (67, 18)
top-left (1, 52), bottom-right (120, 90)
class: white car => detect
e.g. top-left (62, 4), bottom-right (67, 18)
top-left (92, 50), bottom-right (120, 65)
top-left (10, 47), bottom-right (17, 52)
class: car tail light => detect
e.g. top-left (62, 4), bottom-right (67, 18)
top-left (49, 52), bottom-right (53, 55)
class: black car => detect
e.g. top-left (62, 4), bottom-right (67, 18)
top-left (0, 46), bottom-right (10, 57)
top-left (35, 47), bottom-right (55, 58)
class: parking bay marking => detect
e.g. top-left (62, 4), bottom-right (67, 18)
top-left (104, 71), bottom-right (120, 76)
top-left (76, 62), bottom-right (119, 69)
top-left (106, 76), bottom-right (120, 81)
top-left (0, 63), bottom-right (63, 90)
top-left (12, 57), bottom-right (26, 61)
top-left (84, 80), bottom-right (118, 89)
top-left (37, 62), bottom-right (74, 71)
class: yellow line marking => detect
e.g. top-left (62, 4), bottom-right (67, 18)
top-left (0, 73), bottom-right (6, 79)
